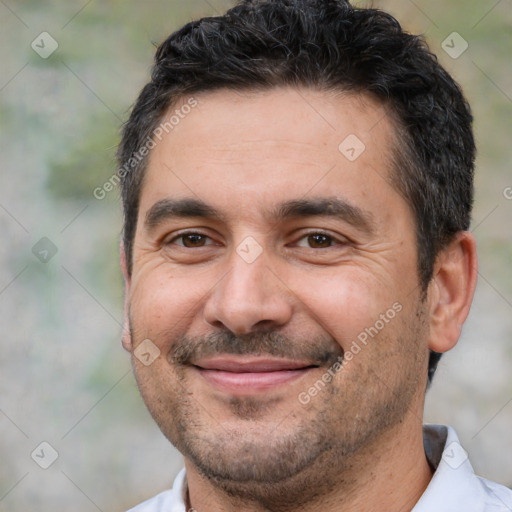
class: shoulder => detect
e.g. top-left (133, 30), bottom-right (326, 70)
top-left (125, 469), bottom-right (187, 512)
top-left (416, 425), bottom-right (512, 512)
top-left (126, 489), bottom-right (176, 512)
top-left (477, 476), bottom-right (512, 511)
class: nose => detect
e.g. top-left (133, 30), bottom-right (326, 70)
top-left (203, 248), bottom-right (293, 335)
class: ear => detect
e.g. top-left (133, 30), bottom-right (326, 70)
top-left (427, 231), bottom-right (478, 353)
top-left (120, 241), bottom-right (133, 352)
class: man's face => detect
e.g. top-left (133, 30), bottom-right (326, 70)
top-left (124, 88), bottom-right (430, 501)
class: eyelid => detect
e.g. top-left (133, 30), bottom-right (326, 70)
top-left (166, 229), bottom-right (218, 246)
top-left (163, 228), bottom-right (349, 247)
top-left (291, 229), bottom-right (349, 246)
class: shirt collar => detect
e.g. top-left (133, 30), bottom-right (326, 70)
top-left (413, 424), bottom-right (507, 512)
top-left (174, 425), bottom-right (510, 512)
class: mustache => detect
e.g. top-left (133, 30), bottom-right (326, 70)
top-left (168, 330), bottom-right (343, 368)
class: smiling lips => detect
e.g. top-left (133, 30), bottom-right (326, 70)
top-left (193, 356), bottom-right (317, 394)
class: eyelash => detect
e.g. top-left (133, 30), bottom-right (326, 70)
top-left (294, 230), bottom-right (345, 249)
top-left (167, 230), bottom-right (345, 249)
top-left (168, 231), bottom-right (217, 248)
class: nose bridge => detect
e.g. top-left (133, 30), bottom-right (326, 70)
top-left (225, 253), bottom-right (267, 304)
top-left (203, 243), bottom-right (292, 334)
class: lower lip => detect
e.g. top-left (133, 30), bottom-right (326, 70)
top-left (196, 368), bottom-right (312, 394)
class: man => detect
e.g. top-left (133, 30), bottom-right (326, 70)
top-left (117, 1), bottom-right (512, 511)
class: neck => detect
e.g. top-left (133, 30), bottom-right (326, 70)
top-left (184, 412), bottom-right (432, 512)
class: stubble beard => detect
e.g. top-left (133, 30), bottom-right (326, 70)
top-left (131, 313), bottom-right (428, 511)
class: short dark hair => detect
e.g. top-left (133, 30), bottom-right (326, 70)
top-left (117, 0), bottom-right (475, 384)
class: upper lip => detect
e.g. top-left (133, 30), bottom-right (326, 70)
top-left (193, 356), bottom-right (317, 373)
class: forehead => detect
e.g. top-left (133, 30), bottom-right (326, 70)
top-left (139, 87), bottom-right (404, 224)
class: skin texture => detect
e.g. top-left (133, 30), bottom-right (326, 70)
top-left (121, 87), bottom-right (478, 512)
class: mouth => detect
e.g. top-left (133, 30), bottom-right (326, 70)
top-left (192, 356), bottom-right (319, 395)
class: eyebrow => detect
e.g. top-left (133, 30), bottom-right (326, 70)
top-left (144, 196), bottom-right (375, 234)
top-left (271, 197), bottom-right (375, 234)
top-left (144, 198), bottom-right (224, 231)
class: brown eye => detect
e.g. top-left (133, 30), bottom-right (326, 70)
top-left (306, 233), bottom-right (333, 248)
top-left (171, 233), bottom-right (211, 247)
top-left (183, 234), bottom-right (206, 247)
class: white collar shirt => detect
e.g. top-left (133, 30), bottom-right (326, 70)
top-left (126, 425), bottom-right (512, 512)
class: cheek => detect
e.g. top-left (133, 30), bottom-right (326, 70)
top-left (129, 268), bottom-right (204, 348)
top-left (292, 269), bottom-right (400, 351)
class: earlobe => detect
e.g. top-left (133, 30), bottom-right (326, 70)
top-left (121, 320), bottom-right (133, 352)
top-left (120, 241), bottom-right (133, 352)
top-left (428, 231), bottom-right (478, 353)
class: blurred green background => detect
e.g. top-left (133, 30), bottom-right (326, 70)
top-left (0, 1), bottom-right (511, 510)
